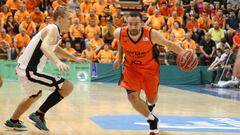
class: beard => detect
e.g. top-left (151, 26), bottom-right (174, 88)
top-left (129, 29), bottom-right (140, 36)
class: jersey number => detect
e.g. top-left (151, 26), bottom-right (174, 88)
top-left (131, 60), bottom-right (142, 65)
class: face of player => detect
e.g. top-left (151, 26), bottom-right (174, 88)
top-left (127, 16), bottom-right (142, 36)
top-left (58, 11), bottom-right (71, 33)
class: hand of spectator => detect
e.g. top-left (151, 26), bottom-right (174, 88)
top-left (56, 61), bottom-right (70, 72)
top-left (113, 59), bottom-right (120, 70)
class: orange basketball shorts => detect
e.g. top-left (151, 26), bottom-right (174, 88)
top-left (119, 66), bottom-right (160, 101)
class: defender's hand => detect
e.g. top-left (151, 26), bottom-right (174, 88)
top-left (56, 62), bottom-right (70, 72)
top-left (75, 58), bottom-right (91, 63)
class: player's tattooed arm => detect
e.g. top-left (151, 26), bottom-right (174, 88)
top-left (151, 29), bottom-right (184, 54)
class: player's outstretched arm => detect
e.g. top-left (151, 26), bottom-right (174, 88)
top-left (55, 46), bottom-right (89, 63)
top-left (40, 27), bottom-right (69, 72)
top-left (113, 28), bottom-right (123, 70)
top-left (151, 29), bottom-right (184, 54)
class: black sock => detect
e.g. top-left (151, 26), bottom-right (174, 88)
top-left (148, 104), bottom-right (155, 112)
top-left (39, 90), bottom-right (63, 113)
top-left (35, 111), bottom-right (45, 117)
top-left (10, 119), bottom-right (19, 123)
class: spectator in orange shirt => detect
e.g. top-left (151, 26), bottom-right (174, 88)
top-left (14, 3), bottom-right (29, 24)
top-left (197, 12), bottom-right (211, 33)
top-left (158, 1), bottom-right (170, 19)
top-left (182, 32), bottom-right (197, 53)
top-left (145, 9), bottom-right (165, 30)
top-left (160, 24), bottom-right (170, 39)
top-left (167, 11), bottom-right (183, 29)
top-left (45, 7), bottom-right (54, 23)
top-left (85, 19), bottom-right (101, 40)
top-left (25, 0), bottom-right (42, 13)
top-left (80, 0), bottom-right (93, 14)
top-left (71, 8), bottom-right (85, 25)
top-left (39, 16), bottom-right (51, 31)
top-left (186, 14), bottom-right (198, 32)
top-left (0, 5), bottom-right (12, 23)
top-left (212, 9), bottom-right (226, 29)
top-left (5, 0), bottom-right (21, 14)
top-left (81, 41), bottom-right (97, 62)
top-left (232, 29), bottom-right (240, 49)
top-left (85, 9), bottom-right (99, 25)
top-left (102, 20), bottom-right (115, 44)
top-left (0, 29), bottom-right (12, 59)
top-left (69, 18), bottom-right (85, 53)
top-left (90, 32), bottom-right (104, 52)
top-left (3, 15), bottom-right (19, 37)
top-left (14, 27), bottom-right (30, 55)
top-left (109, 2), bottom-right (119, 17)
top-left (63, 39), bottom-right (79, 61)
top-left (97, 43), bottom-right (115, 63)
top-left (146, 3), bottom-right (156, 16)
top-left (113, 8), bottom-right (124, 27)
top-left (52, 0), bottom-right (65, 10)
top-left (102, 6), bottom-right (112, 20)
top-left (169, 2), bottom-right (184, 17)
top-left (171, 21), bottom-right (185, 42)
top-left (92, 0), bottom-right (106, 16)
top-left (20, 15), bottom-right (36, 37)
top-left (30, 7), bottom-right (45, 26)
top-left (0, 29), bottom-right (13, 48)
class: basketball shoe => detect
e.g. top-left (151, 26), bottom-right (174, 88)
top-left (4, 119), bottom-right (27, 131)
top-left (27, 113), bottom-right (49, 132)
top-left (147, 115), bottom-right (159, 135)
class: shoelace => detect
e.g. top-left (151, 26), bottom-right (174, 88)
top-left (15, 120), bottom-right (24, 126)
top-left (36, 115), bottom-right (46, 125)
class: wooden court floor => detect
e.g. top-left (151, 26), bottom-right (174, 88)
top-left (0, 81), bottom-right (239, 135)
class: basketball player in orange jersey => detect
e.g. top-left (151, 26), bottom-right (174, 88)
top-left (113, 11), bottom-right (185, 135)
top-left (3, 6), bottom-right (87, 132)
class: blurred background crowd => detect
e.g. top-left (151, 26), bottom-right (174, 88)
top-left (0, 0), bottom-right (239, 86)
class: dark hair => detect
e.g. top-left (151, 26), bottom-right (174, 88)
top-left (216, 48), bottom-right (224, 54)
top-left (161, 23), bottom-right (168, 30)
top-left (174, 21), bottom-right (181, 27)
top-left (220, 38), bottom-right (227, 43)
top-left (224, 46), bottom-right (231, 50)
top-left (128, 11), bottom-right (142, 20)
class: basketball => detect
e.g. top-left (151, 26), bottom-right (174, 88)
top-left (176, 50), bottom-right (198, 72)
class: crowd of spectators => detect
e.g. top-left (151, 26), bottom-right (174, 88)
top-left (0, 0), bottom-right (239, 85)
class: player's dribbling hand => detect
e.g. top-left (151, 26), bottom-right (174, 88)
top-left (56, 62), bottom-right (70, 72)
top-left (113, 59), bottom-right (120, 70)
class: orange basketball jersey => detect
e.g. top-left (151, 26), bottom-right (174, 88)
top-left (119, 26), bottom-right (159, 70)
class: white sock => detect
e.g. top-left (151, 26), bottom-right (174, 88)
top-left (147, 101), bottom-right (154, 106)
top-left (147, 113), bottom-right (155, 120)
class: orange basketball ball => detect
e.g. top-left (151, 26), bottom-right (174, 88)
top-left (176, 50), bottom-right (198, 72)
